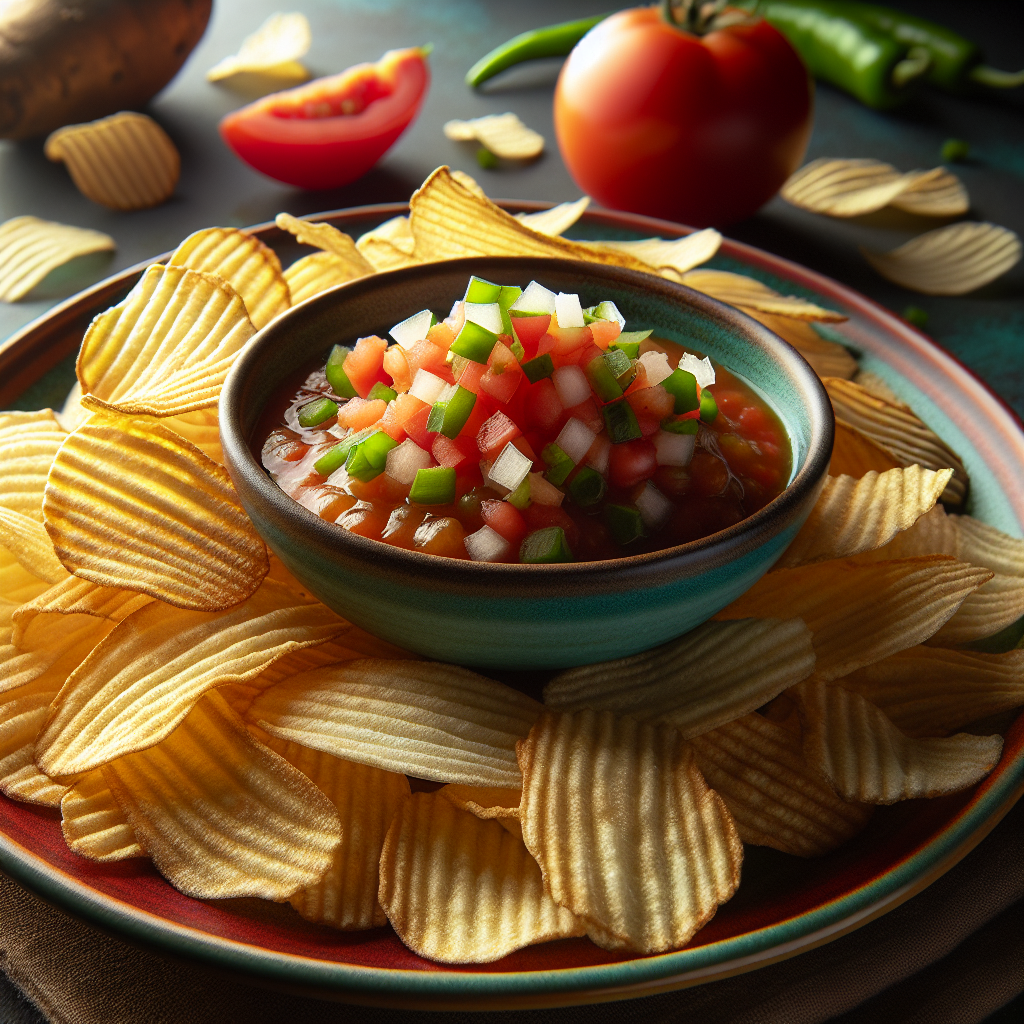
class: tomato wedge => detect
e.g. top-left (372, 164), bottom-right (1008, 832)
top-left (219, 47), bottom-right (430, 189)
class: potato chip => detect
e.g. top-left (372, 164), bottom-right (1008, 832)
top-left (717, 557), bottom-right (991, 682)
top-left (45, 112), bottom-right (180, 211)
top-left (830, 421), bottom-right (904, 478)
top-left (355, 215), bottom-right (416, 261)
top-left (518, 709), bottom-right (742, 953)
top-left (0, 216), bottom-right (116, 303)
top-left (102, 691), bottom-right (341, 899)
top-left (281, 253), bottom-right (355, 305)
top-left (444, 113), bottom-right (545, 160)
top-left (777, 466), bottom-right (952, 568)
top-left (515, 197), bottom-right (591, 237)
top-left (837, 646), bottom-right (1024, 738)
top-left (56, 382), bottom-right (89, 433)
top-left (449, 169), bottom-right (488, 198)
top-left (597, 228), bottom-right (723, 279)
top-left (438, 783), bottom-right (523, 839)
top-left (207, 12), bottom-right (311, 84)
top-left (690, 713), bottom-right (873, 857)
top-left (889, 169), bottom-right (970, 218)
top-left (0, 548), bottom-right (52, 606)
top-left (861, 222), bottom-right (1021, 295)
top-left (149, 408), bottom-right (224, 465)
top-left (379, 791), bottom-right (584, 962)
top-left (13, 576), bottom-right (150, 632)
top-left (0, 677), bottom-right (68, 807)
top-left (0, 507), bottom-right (69, 583)
top-left (737, 309), bottom-right (858, 380)
top-left (35, 579), bottom-right (347, 776)
top-left (247, 659), bottom-right (541, 787)
top-left (169, 227), bottom-right (290, 330)
top-left (0, 411), bottom-right (65, 520)
top-left (852, 371), bottom-right (903, 405)
top-left (275, 213), bottom-right (375, 275)
top-left (77, 265), bottom-right (255, 418)
top-left (61, 768), bottom-right (144, 861)
top-left (679, 270), bottom-right (848, 322)
top-left (42, 413), bottom-right (269, 610)
top-left (956, 516), bottom-right (1024, 577)
top-left (928, 574), bottom-right (1024, 647)
top-left (793, 680), bottom-right (1004, 804)
top-left (824, 377), bottom-right (968, 504)
top-left (544, 618), bottom-right (815, 738)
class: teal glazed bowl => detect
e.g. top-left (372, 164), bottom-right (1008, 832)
top-left (220, 257), bottom-right (833, 669)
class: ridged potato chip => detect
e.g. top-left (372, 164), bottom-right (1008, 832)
top-left (0, 411), bottom-right (65, 520)
top-left (444, 113), bottom-right (545, 160)
top-left (838, 646), bottom-right (1024, 738)
top-left (852, 371), bottom-right (902, 404)
top-left (0, 507), bottom-right (69, 583)
top-left (737, 310), bottom-right (858, 380)
top-left (207, 12), bottom-right (311, 84)
top-left (679, 270), bottom-right (847, 322)
top-left (519, 710), bottom-right (742, 953)
top-left (515, 197), bottom-right (591, 237)
top-left (927, 574), bottom-right (1024, 647)
top-left (718, 557), bottom-right (991, 682)
top-left (956, 516), bottom-right (1024, 576)
top-left (544, 618), bottom-right (815, 738)
top-left (77, 264), bottom-right (255, 418)
top-left (830, 421), bottom-right (904, 479)
top-left (379, 791), bottom-right (585, 963)
top-left (778, 466), bottom-right (952, 568)
top-left (169, 227), bottom-right (290, 329)
top-left (154, 409), bottom-right (224, 465)
top-left (45, 112), bottom-right (180, 211)
top-left (35, 580), bottom-right (348, 776)
top-left (0, 549), bottom-right (52, 607)
top-left (690, 713), bottom-right (873, 857)
top-left (284, 253), bottom-right (363, 304)
top-left (275, 213), bottom-right (375, 275)
top-left (103, 691), bottom-right (341, 899)
top-left (0, 677), bottom-right (68, 807)
top-left (597, 228), bottom-right (723, 278)
top-left (824, 377), bottom-right (968, 504)
top-left (889, 169), bottom-right (970, 218)
top-left (0, 217), bottom-right (116, 303)
top-left (13, 576), bottom-right (150, 632)
top-left (61, 768), bottom-right (144, 862)
top-left (55, 382), bottom-right (89, 433)
top-left (862, 222), bottom-right (1021, 296)
top-left (438, 783), bottom-right (522, 839)
top-left (793, 681), bottom-right (1003, 804)
top-left (248, 659), bottom-right (541, 787)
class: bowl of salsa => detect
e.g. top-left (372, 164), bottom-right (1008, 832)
top-left (220, 257), bottom-right (833, 668)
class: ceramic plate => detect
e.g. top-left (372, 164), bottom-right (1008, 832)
top-left (0, 203), bottom-right (1021, 1011)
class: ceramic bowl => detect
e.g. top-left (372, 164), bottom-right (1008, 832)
top-left (220, 256), bottom-right (833, 669)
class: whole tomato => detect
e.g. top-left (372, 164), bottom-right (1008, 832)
top-left (554, 5), bottom-right (812, 227)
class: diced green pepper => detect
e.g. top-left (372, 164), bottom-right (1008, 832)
top-left (297, 396), bottom-right (338, 427)
top-left (661, 416), bottom-right (700, 435)
top-left (661, 368), bottom-right (700, 414)
top-left (313, 426), bottom-right (376, 475)
top-left (610, 339), bottom-right (641, 359)
top-left (582, 299), bottom-right (625, 326)
top-left (521, 353), bottom-right (554, 383)
top-left (542, 443), bottom-right (574, 486)
top-left (509, 339), bottom-right (526, 362)
top-left (699, 389), bottom-right (719, 423)
top-left (325, 344), bottom-right (358, 399)
top-left (451, 319), bottom-right (498, 364)
top-left (506, 476), bottom-right (531, 509)
top-left (367, 382), bottom-right (397, 403)
top-left (584, 351), bottom-right (624, 402)
top-left (476, 146), bottom-right (499, 169)
top-left (464, 275), bottom-right (503, 304)
top-left (410, 466), bottom-right (457, 504)
top-left (427, 384), bottom-right (477, 439)
top-left (498, 284), bottom-right (522, 335)
top-left (602, 347), bottom-right (632, 379)
top-left (604, 504), bottom-right (645, 546)
top-left (568, 466), bottom-right (606, 507)
top-left (520, 526), bottom-right (574, 563)
top-left (601, 399), bottom-right (643, 443)
top-left (345, 430), bottom-right (398, 482)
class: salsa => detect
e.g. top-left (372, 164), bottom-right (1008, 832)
top-left (261, 275), bottom-right (792, 563)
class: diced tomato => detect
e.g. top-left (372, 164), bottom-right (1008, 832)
top-left (336, 397), bottom-right (387, 430)
top-left (262, 428), bottom-right (307, 475)
top-left (479, 342), bottom-right (524, 404)
top-left (624, 364), bottom-right (650, 394)
top-left (524, 378), bottom-right (564, 432)
top-left (456, 359), bottom-right (487, 394)
top-left (455, 463), bottom-right (484, 498)
top-left (522, 503), bottom-right (580, 552)
top-left (413, 516), bottom-right (468, 558)
top-left (381, 505), bottom-right (428, 549)
top-left (588, 319), bottom-right (621, 349)
top-left (637, 415), bottom-right (661, 437)
top-left (378, 392), bottom-right (427, 440)
top-left (348, 472), bottom-right (409, 503)
top-left (566, 397), bottom-right (603, 434)
top-left (480, 499), bottom-right (528, 546)
top-left (511, 434), bottom-right (537, 464)
top-left (576, 343), bottom-right (604, 369)
top-left (459, 394), bottom-right (493, 441)
top-left (510, 314), bottom-right (550, 357)
top-left (548, 325), bottom-right (592, 356)
top-left (535, 333), bottom-right (557, 358)
top-left (713, 388), bottom-right (746, 418)
top-left (382, 345), bottom-right (411, 393)
top-left (402, 405), bottom-right (436, 450)
top-left (342, 335), bottom-right (388, 398)
top-left (626, 385), bottom-right (675, 421)
top-left (443, 302), bottom-right (466, 338)
top-left (406, 338), bottom-right (454, 384)
top-left (295, 484), bottom-right (356, 522)
top-left (432, 433), bottom-right (477, 469)
top-left (477, 410), bottom-right (520, 458)
top-left (427, 321), bottom-right (456, 352)
top-left (336, 500), bottom-right (393, 540)
top-left (608, 438), bottom-right (658, 487)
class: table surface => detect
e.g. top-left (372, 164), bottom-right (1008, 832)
top-left (1, 0), bottom-right (1022, 416)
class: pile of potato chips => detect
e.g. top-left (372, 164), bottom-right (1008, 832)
top-left (1, 167), bottom-right (1022, 964)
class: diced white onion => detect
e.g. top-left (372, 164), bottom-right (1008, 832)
top-left (653, 429), bottom-right (695, 467)
top-left (509, 280), bottom-right (557, 315)
top-left (679, 352), bottom-right (716, 387)
top-left (389, 309), bottom-right (434, 349)
top-left (638, 350), bottom-right (673, 387)
top-left (385, 438), bottom-right (433, 484)
top-left (554, 291), bottom-right (585, 329)
top-left (489, 442), bottom-right (533, 492)
top-left (465, 525), bottom-right (511, 562)
top-left (555, 417), bottom-right (596, 464)
top-left (585, 434), bottom-right (611, 476)
top-left (464, 301), bottom-right (503, 336)
top-left (552, 365), bottom-right (591, 408)
top-left (529, 473), bottom-right (565, 506)
top-left (591, 300), bottom-right (625, 328)
top-left (409, 369), bottom-right (447, 406)
top-left (635, 481), bottom-right (673, 529)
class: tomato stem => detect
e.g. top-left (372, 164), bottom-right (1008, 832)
top-left (661, 0), bottom-right (753, 36)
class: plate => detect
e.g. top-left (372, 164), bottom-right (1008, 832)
top-left (1, 203), bottom-right (1021, 1010)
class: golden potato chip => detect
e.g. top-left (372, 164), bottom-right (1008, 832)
top-left (928, 574), bottom-right (1024, 647)
top-left (889, 169), bottom-right (970, 218)
top-left (247, 659), bottom-right (541, 787)
top-left (544, 618), bottom-right (815, 738)
top-left (777, 466), bottom-right (952, 568)
top-left (0, 548), bottom-right (52, 606)
top-left (438, 783), bottom-right (523, 839)
top-left (354, 216), bottom-right (422, 272)
top-left (793, 680), bottom-right (1003, 804)
top-left (597, 228), bottom-right (723, 279)
top-left (680, 270), bottom-right (847, 322)
top-left (379, 791), bottom-right (584, 963)
top-left (77, 264), bottom-right (255, 418)
top-left (830, 421), bottom-right (904, 478)
top-left (45, 112), bottom-right (180, 211)
top-left (35, 579), bottom-right (348, 776)
top-left (275, 213), bottom-right (375, 275)
top-left (519, 709), bottom-right (742, 953)
top-left (956, 515), bottom-right (1024, 577)
top-left (852, 371), bottom-right (903, 404)
top-left (449, 169), bottom-right (487, 198)
top-left (43, 413), bottom-right (269, 611)
top-left (718, 557), bottom-right (991, 682)
top-left (515, 197), bottom-right (591, 237)
top-left (13, 576), bottom-right (150, 630)
top-left (444, 113), bottom-right (545, 160)
top-left (690, 713), bottom-right (873, 857)
top-left (207, 12), bottom-right (311, 84)
top-left (0, 411), bottom-right (65, 520)
top-left (824, 377), bottom-right (968, 504)
top-left (838, 646), bottom-right (1024, 738)
top-left (0, 216), bottom-right (116, 303)
top-left (284, 253), bottom-right (366, 305)
top-left (169, 227), bottom-right (290, 329)
top-left (152, 408), bottom-right (224, 465)
top-left (861, 222), bottom-right (1021, 295)
top-left (0, 677), bottom-right (68, 807)
top-left (0, 506), bottom-right (69, 583)
top-left (61, 768), bottom-right (144, 862)
top-left (102, 691), bottom-right (341, 899)
top-left (738, 309), bottom-right (858, 379)
top-left (56, 382), bottom-right (89, 433)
